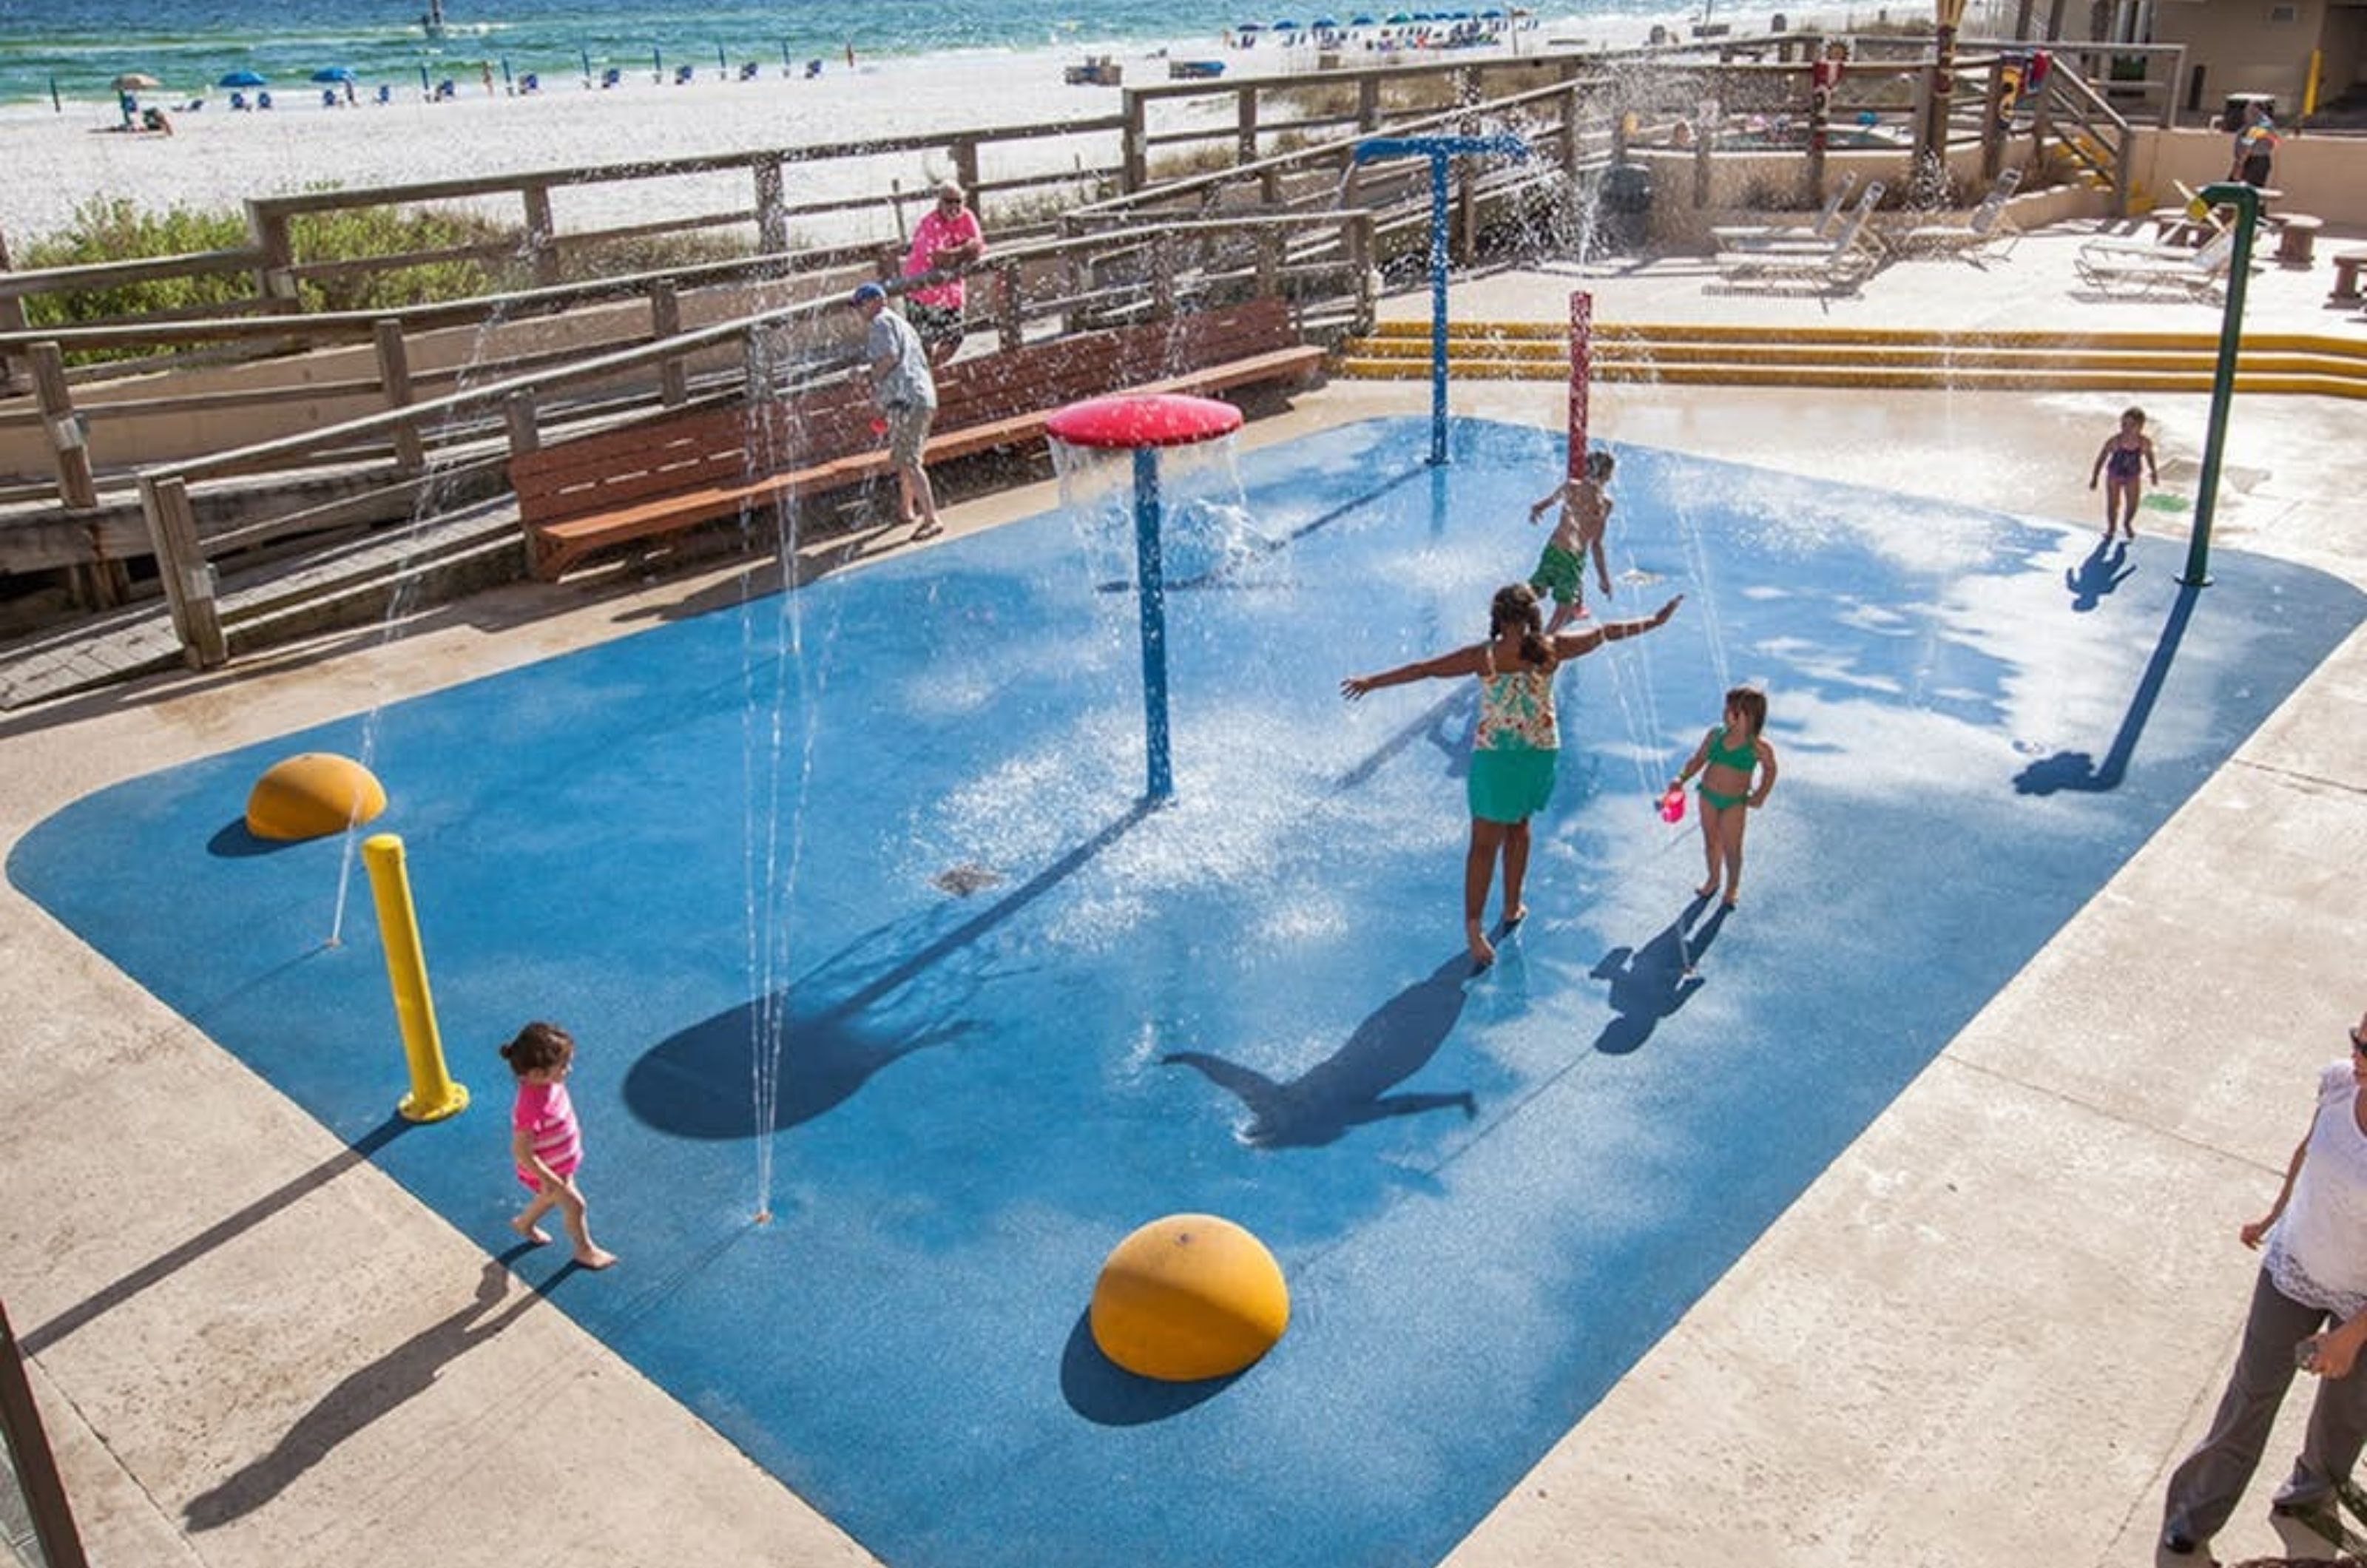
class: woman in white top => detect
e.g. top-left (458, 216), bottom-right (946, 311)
top-left (2161, 1008), bottom-right (2367, 1555)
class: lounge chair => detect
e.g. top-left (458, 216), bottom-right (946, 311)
top-left (2073, 227), bottom-right (2240, 300)
top-left (1712, 183), bottom-right (1886, 289)
top-left (1897, 167), bottom-right (2023, 260)
top-left (1709, 172), bottom-right (1856, 249)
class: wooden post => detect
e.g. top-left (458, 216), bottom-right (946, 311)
top-left (0, 1302), bottom-right (90, 1568)
top-left (248, 201), bottom-right (297, 312)
top-left (503, 390), bottom-right (541, 458)
top-left (994, 262), bottom-right (1022, 352)
top-left (1150, 233), bottom-right (1176, 320)
top-left (521, 184), bottom-right (559, 288)
top-left (1348, 212), bottom-right (1377, 334)
top-left (1454, 167), bottom-right (1476, 265)
top-left (138, 474), bottom-right (227, 669)
top-left (650, 283), bottom-right (688, 405)
top-left (0, 226), bottom-right (27, 394)
top-left (1357, 76), bottom-right (1381, 135)
top-left (950, 141), bottom-right (982, 213)
top-left (753, 158), bottom-right (789, 256)
top-left (1559, 85), bottom-right (1581, 178)
top-left (1237, 84), bottom-right (1260, 163)
top-left (28, 342), bottom-right (96, 510)
top-left (372, 318), bottom-right (425, 475)
top-left (1693, 99), bottom-right (1718, 208)
top-left (1805, 50), bottom-right (1830, 203)
top-left (1121, 88), bottom-right (1148, 192)
top-left (1255, 226), bottom-right (1280, 300)
top-left (1979, 58), bottom-right (2008, 180)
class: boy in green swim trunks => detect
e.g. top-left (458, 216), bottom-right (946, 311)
top-left (1526, 448), bottom-right (1616, 633)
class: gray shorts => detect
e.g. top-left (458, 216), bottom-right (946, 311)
top-left (884, 402), bottom-right (933, 467)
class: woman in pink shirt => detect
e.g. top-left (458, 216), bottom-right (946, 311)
top-left (902, 181), bottom-right (986, 365)
top-left (502, 1020), bottom-right (616, 1269)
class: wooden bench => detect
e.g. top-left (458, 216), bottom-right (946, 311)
top-left (2328, 247), bottom-right (2367, 304)
top-left (513, 297), bottom-right (1326, 580)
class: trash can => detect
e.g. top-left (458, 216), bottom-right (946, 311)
top-left (2222, 91), bottom-right (2275, 131)
top-left (1600, 163), bottom-right (1654, 252)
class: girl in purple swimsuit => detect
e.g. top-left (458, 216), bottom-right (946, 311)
top-left (2089, 406), bottom-right (2160, 543)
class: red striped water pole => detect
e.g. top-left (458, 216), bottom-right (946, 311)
top-left (1568, 290), bottom-right (1593, 479)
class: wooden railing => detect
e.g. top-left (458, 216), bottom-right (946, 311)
top-left (129, 210), bottom-right (1376, 668)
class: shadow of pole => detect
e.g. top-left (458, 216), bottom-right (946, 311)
top-left (2013, 581), bottom-right (2201, 795)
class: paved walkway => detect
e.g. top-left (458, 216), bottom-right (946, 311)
top-left (6, 217), bottom-right (2367, 1567)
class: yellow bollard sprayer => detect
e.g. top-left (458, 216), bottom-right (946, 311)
top-left (362, 832), bottom-right (470, 1122)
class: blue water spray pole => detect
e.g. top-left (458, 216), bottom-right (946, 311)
top-left (1351, 133), bottom-right (1530, 466)
top-left (1132, 447), bottom-right (1172, 800)
top-left (2180, 180), bottom-right (2260, 589)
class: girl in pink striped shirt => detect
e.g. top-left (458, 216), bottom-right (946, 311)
top-left (502, 1021), bottom-right (616, 1270)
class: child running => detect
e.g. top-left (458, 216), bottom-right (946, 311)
top-left (1345, 582), bottom-right (1683, 969)
top-left (1526, 448), bottom-right (1618, 632)
top-left (502, 1021), bottom-right (617, 1270)
top-left (2087, 406), bottom-right (2159, 544)
top-left (1669, 686), bottom-right (1779, 909)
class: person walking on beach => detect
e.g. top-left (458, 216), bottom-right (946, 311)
top-left (2087, 406), bottom-right (2158, 543)
top-left (902, 182), bottom-right (987, 367)
top-left (854, 281), bottom-right (942, 539)
top-left (502, 1021), bottom-right (617, 1270)
top-left (2160, 1006), bottom-right (2367, 1557)
top-left (1667, 685), bottom-right (1777, 909)
top-left (1343, 583), bottom-right (1682, 970)
top-left (1525, 448), bottom-right (1617, 632)
top-left (2229, 101), bottom-right (2278, 188)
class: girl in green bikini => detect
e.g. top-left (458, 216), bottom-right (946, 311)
top-left (1669, 686), bottom-right (1778, 908)
top-left (1344, 582), bottom-right (1684, 969)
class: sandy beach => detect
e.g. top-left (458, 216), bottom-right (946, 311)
top-left (0, 15), bottom-right (1748, 251)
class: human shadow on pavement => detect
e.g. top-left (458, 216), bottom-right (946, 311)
top-left (1161, 952), bottom-right (1477, 1147)
top-left (2064, 537), bottom-right (2136, 612)
top-left (1590, 899), bottom-right (1728, 1056)
top-left (183, 1251), bottom-right (553, 1530)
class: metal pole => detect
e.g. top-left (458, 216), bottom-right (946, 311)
top-left (1568, 290), bottom-right (1592, 479)
top-left (1428, 152), bottom-right (1451, 466)
top-left (2181, 180), bottom-right (2258, 588)
top-left (1133, 447), bottom-right (1173, 802)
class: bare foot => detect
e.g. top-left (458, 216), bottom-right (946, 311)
top-left (510, 1216), bottom-right (552, 1246)
top-left (1721, 893), bottom-right (1740, 910)
top-left (574, 1247), bottom-right (618, 1271)
top-left (1465, 920), bottom-right (1495, 970)
top-left (1502, 905), bottom-right (1528, 927)
top-left (913, 519), bottom-right (944, 541)
top-left (1694, 881), bottom-right (1719, 899)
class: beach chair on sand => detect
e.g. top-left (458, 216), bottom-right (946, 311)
top-left (1897, 166), bottom-right (2023, 260)
top-left (1709, 171), bottom-right (1856, 249)
top-left (2073, 227), bottom-right (2239, 300)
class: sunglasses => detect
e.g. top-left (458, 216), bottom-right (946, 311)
top-left (2353, 1028), bottom-right (2367, 1055)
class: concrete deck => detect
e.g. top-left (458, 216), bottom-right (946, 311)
top-left (7, 216), bottom-right (2367, 1567)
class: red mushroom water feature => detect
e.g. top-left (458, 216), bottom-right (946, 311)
top-left (1044, 393), bottom-right (1243, 802)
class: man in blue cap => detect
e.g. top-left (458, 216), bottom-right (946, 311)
top-left (853, 281), bottom-right (941, 539)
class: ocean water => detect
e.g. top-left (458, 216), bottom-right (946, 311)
top-left (0, 0), bottom-right (1687, 109)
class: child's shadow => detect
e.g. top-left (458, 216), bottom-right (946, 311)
top-left (2065, 538), bottom-right (2135, 612)
top-left (1163, 952), bottom-right (1477, 1146)
top-left (1590, 899), bottom-right (1729, 1056)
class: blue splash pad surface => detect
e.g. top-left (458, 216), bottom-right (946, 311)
top-left (13, 416), bottom-right (2359, 1566)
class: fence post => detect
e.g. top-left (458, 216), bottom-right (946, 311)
top-left (753, 158), bottom-right (789, 256)
top-left (1150, 233), bottom-right (1176, 320)
top-left (1122, 88), bottom-right (1148, 192)
top-left (503, 390), bottom-right (541, 458)
top-left (0, 1301), bottom-right (90, 1568)
top-left (951, 140), bottom-right (982, 212)
top-left (1255, 226), bottom-right (1280, 300)
top-left (1693, 98), bottom-right (1718, 207)
top-left (1559, 85), bottom-right (1581, 178)
top-left (372, 318), bottom-right (425, 476)
top-left (247, 200), bottom-right (299, 312)
top-left (138, 473), bottom-right (228, 669)
top-left (1348, 212), bottom-right (1377, 334)
top-left (28, 342), bottom-right (96, 510)
top-left (1454, 167), bottom-right (1476, 265)
top-left (0, 226), bottom-right (27, 394)
top-left (650, 283), bottom-right (688, 405)
top-left (994, 261), bottom-right (1022, 352)
top-left (1357, 76), bottom-right (1382, 135)
top-left (1237, 87), bottom-right (1260, 163)
top-left (521, 184), bottom-right (559, 288)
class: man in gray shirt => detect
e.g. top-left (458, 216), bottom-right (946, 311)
top-left (854, 282), bottom-right (942, 540)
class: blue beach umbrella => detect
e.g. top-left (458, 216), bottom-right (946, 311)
top-left (311, 66), bottom-right (356, 83)
top-left (1351, 15), bottom-right (1378, 25)
top-left (1314, 16), bottom-right (1340, 26)
top-left (219, 69), bottom-right (269, 87)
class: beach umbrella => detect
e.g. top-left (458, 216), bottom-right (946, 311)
top-left (310, 66), bottom-right (356, 83)
top-left (112, 72), bottom-right (163, 91)
top-left (219, 69), bottom-right (268, 87)
top-left (1237, 20), bottom-right (1263, 29)
top-left (1272, 18), bottom-right (1300, 29)
top-left (1314, 16), bottom-right (1339, 26)
top-left (1351, 16), bottom-right (1378, 26)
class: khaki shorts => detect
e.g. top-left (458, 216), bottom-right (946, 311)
top-left (884, 402), bottom-right (934, 467)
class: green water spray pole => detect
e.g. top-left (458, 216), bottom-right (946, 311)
top-left (2181, 180), bottom-right (2259, 588)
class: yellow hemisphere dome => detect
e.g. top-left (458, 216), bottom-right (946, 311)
top-left (245, 753), bottom-right (387, 842)
top-left (1090, 1213), bottom-right (1289, 1382)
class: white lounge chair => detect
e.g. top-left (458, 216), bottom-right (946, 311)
top-left (1712, 184), bottom-right (1885, 289)
top-left (1897, 166), bottom-right (2022, 260)
top-left (2073, 227), bottom-right (2239, 300)
top-left (1709, 172), bottom-right (1857, 249)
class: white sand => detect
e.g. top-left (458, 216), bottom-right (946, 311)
top-left (0, 13), bottom-right (1796, 253)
